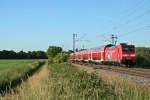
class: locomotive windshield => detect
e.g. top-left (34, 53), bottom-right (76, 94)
top-left (122, 45), bottom-right (135, 52)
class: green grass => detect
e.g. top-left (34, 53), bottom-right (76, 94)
top-left (0, 63), bottom-right (149, 100)
top-left (0, 60), bottom-right (45, 93)
top-left (48, 64), bottom-right (114, 100)
top-left (48, 63), bottom-right (150, 100)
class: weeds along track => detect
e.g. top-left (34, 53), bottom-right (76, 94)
top-left (72, 62), bottom-right (150, 86)
top-left (94, 65), bottom-right (150, 79)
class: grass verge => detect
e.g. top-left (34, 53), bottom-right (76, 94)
top-left (48, 63), bottom-right (150, 100)
top-left (0, 60), bottom-right (45, 95)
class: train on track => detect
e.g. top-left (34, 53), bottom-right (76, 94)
top-left (70, 43), bottom-right (136, 66)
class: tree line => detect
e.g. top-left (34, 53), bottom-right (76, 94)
top-left (1, 46), bottom-right (149, 68)
top-left (0, 50), bottom-right (47, 59)
top-left (136, 47), bottom-right (150, 68)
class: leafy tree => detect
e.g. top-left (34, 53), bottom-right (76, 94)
top-left (136, 47), bottom-right (150, 68)
top-left (0, 50), bottom-right (47, 59)
top-left (35, 51), bottom-right (47, 59)
top-left (53, 53), bottom-right (68, 63)
top-left (63, 50), bottom-right (74, 54)
top-left (17, 51), bottom-right (27, 59)
top-left (47, 46), bottom-right (65, 64)
top-left (47, 46), bottom-right (62, 63)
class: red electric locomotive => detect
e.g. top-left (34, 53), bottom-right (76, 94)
top-left (70, 43), bottom-right (136, 66)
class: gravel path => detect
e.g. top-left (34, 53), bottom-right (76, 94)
top-left (99, 68), bottom-right (150, 87)
top-left (73, 64), bottom-right (150, 87)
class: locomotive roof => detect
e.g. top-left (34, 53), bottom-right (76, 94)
top-left (89, 45), bottom-right (105, 50)
top-left (75, 44), bottom-right (115, 53)
top-left (81, 44), bottom-right (113, 51)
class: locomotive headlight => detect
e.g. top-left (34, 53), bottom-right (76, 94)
top-left (123, 54), bottom-right (135, 57)
top-left (123, 54), bottom-right (128, 57)
top-left (130, 54), bottom-right (135, 57)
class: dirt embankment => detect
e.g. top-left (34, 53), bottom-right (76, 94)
top-left (1, 64), bottom-right (49, 100)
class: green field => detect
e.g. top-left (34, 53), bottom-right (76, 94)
top-left (0, 60), bottom-right (45, 93)
top-left (0, 63), bottom-right (150, 100)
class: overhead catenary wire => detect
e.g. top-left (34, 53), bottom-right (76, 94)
top-left (102, 0), bottom-right (149, 36)
top-left (78, 0), bottom-right (149, 47)
top-left (119, 25), bottom-right (150, 38)
top-left (74, 33), bottom-right (92, 50)
top-left (119, 10), bottom-right (150, 27)
top-left (108, 2), bottom-right (150, 42)
top-left (112, 0), bottom-right (147, 30)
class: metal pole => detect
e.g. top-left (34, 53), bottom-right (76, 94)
top-left (111, 34), bottom-right (117, 45)
top-left (73, 34), bottom-right (75, 52)
top-left (73, 33), bottom-right (77, 52)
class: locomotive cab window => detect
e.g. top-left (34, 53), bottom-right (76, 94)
top-left (122, 46), bottom-right (135, 52)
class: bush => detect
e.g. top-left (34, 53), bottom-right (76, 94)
top-left (53, 53), bottom-right (68, 63)
top-left (136, 55), bottom-right (145, 65)
top-left (47, 46), bottom-right (69, 64)
top-left (47, 46), bottom-right (62, 58)
top-left (47, 46), bottom-right (63, 64)
top-left (136, 47), bottom-right (150, 68)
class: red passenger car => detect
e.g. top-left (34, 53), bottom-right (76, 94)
top-left (70, 43), bottom-right (136, 66)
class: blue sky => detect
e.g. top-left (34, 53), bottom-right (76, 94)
top-left (0, 0), bottom-right (150, 51)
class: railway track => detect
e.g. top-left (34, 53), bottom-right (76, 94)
top-left (72, 63), bottom-right (150, 87)
top-left (94, 65), bottom-right (150, 79)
